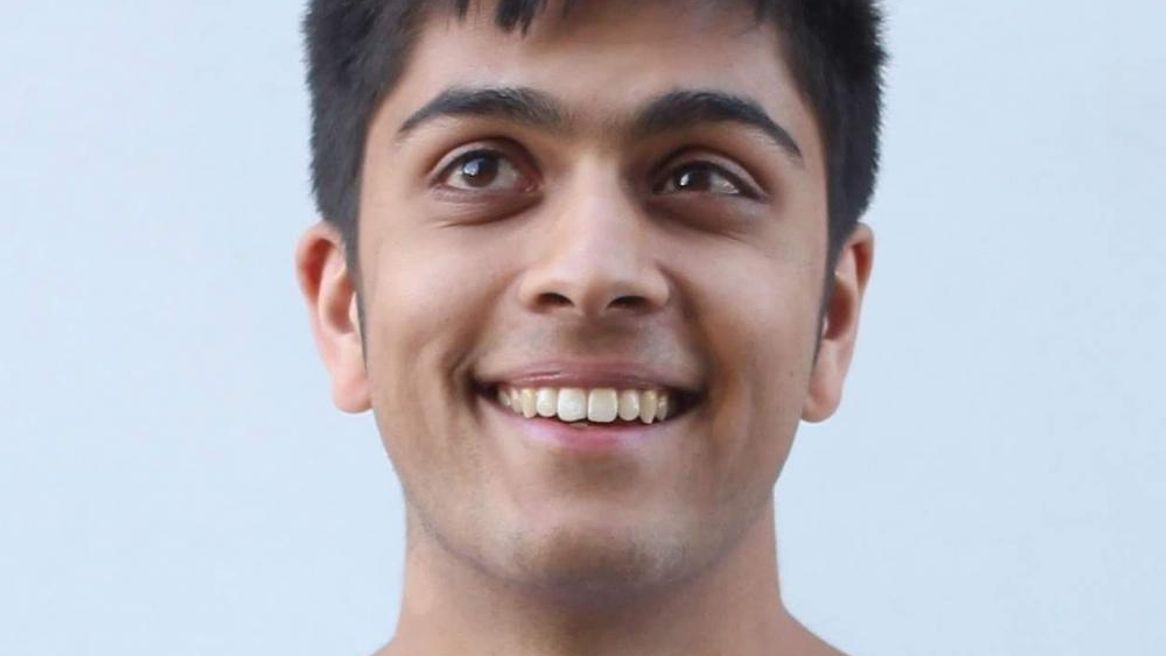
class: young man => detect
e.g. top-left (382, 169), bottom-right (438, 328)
top-left (295, 1), bottom-right (885, 653)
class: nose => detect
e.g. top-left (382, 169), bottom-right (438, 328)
top-left (517, 170), bottom-right (670, 318)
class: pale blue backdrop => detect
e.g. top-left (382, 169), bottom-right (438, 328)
top-left (1, 1), bottom-right (1163, 654)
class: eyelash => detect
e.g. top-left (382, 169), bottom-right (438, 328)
top-left (434, 144), bottom-right (536, 193)
top-left (431, 144), bottom-right (761, 200)
top-left (652, 160), bottom-right (760, 200)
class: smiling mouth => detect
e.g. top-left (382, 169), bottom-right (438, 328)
top-left (476, 384), bottom-right (700, 427)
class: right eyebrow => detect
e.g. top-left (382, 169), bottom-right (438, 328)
top-left (631, 90), bottom-right (803, 166)
top-left (396, 86), bottom-right (567, 141)
top-left (394, 85), bottom-right (803, 168)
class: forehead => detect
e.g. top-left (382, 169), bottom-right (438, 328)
top-left (376, 0), bottom-right (821, 162)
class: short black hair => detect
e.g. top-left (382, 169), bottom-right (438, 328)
top-left (303, 0), bottom-right (886, 276)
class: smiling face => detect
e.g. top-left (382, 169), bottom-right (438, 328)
top-left (298, 0), bottom-right (872, 603)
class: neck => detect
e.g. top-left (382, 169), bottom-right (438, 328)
top-left (379, 499), bottom-right (840, 656)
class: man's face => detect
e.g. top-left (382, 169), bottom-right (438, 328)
top-left (302, 0), bottom-right (870, 600)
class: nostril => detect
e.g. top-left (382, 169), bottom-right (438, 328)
top-left (538, 292), bottom-right (574, 308)
top-left (609, 295), bottom-right (647, 310)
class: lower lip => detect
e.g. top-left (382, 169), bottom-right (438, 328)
top-left (480, 394), bottom-right (683, 454)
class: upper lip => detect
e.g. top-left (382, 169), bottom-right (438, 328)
top-left (475, 361), bottom-right (703, 395)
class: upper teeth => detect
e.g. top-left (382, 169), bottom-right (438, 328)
top-left (496, 386), bottom-right (673, 424)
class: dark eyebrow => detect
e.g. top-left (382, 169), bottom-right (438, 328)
top-left (397, 86), bottom-right (566, 139)
top-left (632, 90), bottom-right (803, 166)
top-left (396, 86), bottom-right (802, 167)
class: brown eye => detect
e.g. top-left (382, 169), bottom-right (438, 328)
top-left (655, 162), bottom-right (754, 198)
top-left (440, 149), bottom-right (532, 192)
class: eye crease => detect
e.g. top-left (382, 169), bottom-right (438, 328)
top-left (433, 146), bottom-right (760, 201)
top-left (438, 149), bottom-right (533, 192)
top-left (654, 162), bottom-right (756, 198)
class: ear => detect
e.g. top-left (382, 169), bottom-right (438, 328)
top-left (802, 223), bottom-right (875, 423)
top-left (294, 221), bottom-right (371, 413)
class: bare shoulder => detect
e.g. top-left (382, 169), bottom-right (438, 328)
top-left (777, 612), bottom-right (849, 656)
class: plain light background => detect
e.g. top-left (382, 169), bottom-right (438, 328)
top-left (2, 0), bottom-right (1163, 654)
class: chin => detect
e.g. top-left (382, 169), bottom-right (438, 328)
top-left (488, 513), bottom-right (698, 607)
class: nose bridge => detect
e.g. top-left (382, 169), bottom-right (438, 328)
top-left (519, 161), bottom-right (669, 317)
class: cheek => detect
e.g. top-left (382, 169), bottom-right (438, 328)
top-left (714, 306), bottom-right (811, 466)
top-left (364, 222), bottom-right (506, 367)
top-left (680, 246), bottom-right (822, 490)
top-left (360, 226), bottom-right (508, 473)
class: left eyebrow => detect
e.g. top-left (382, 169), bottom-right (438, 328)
top-left (395, 85), bottom-right (803, 167)
top-left (631, 90), bottom-right (804, 167)
top-left (396, 86), bottom-right (566, 140)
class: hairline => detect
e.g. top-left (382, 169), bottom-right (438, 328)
top-left (323, 0), bottom-right (877, 342)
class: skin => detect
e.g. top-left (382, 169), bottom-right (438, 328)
top-left (295, 1), bottom-right (874, 654)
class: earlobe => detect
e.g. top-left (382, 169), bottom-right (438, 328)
top-left (802, 223), bottom-right (874, 423)
top-left (295, 221), bottom-right (371, 414)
